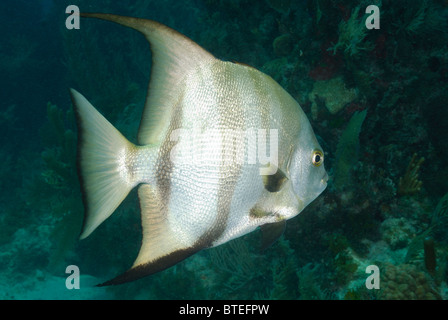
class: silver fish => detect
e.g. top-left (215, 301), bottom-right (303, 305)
top-left (70, 13), bottom-right (328, 286)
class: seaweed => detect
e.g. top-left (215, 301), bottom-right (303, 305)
top-left (333, 110), bottom-right (367, 191)
top-left (205, 235), bottom-right (301, 299)
top-left (329, 6), bottom-right (372, 58)
top-left (297, 263), bottom-right (328, 299)
top-left (207, 237), bottom-right (262, 297)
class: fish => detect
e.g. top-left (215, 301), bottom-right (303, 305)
top-left (70, 13), bottom-right (328, 286)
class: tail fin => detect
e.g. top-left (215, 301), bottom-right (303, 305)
top-left (70, 89), bottom-right (138, 239)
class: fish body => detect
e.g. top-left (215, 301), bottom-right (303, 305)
top-left (70, 13), bottom-right (328, 285)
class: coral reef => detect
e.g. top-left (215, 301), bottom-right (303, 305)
top-left (331, 247), bottom-right (359, 286)
top-left (309, 77), bottom-right (358, 118)
top-left (329, 6), bottom-right (372, 57)
top-left (381, 217), bottom-right (417, 250)
top-left (397, 153), bottom-right (424, 196)
top-left (380, 264), bottom-right (440, 300)
top-left (1, 0), bottom-right (448, 301)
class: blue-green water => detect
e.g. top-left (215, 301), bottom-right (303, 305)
top-left (0, 0), bottom-right (447, 300)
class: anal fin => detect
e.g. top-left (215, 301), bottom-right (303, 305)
top-left (98, 184), bottom-right (199, 286)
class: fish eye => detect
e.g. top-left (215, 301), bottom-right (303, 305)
top-left (312, 150), bottom-right (324, 167)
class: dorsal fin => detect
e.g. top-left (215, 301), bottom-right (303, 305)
top-left (80, 13), bottom-right (216, 145)
top-left (97, 184), bottom-right (200, 286)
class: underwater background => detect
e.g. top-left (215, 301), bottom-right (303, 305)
top-left (0, 0), bottom-right (447, 300)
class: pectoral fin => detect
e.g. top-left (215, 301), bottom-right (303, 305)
top-left (260, 221), bottom-right (286, 251)
top-left (97, 184), bottom-right (200, 286)
top-left (249, 178), bottom-right (300, 251)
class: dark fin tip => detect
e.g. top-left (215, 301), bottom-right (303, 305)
top-left (69, 89), bottom-right (90, 239)
top-left (232, 60), bottom-right (255, 69)
top-left (96, 247), bottom-right (199, 286)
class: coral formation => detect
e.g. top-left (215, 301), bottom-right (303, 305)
top-left (329, 6), bottom-right (372, 57)
top-left (309, 77), bottom-right (358, 118)
top-left (381, 217), bottom-right (416, 250)
top-left (380, 264), bottom-right (440, 300)
top-left (397, 153), bottom-right (424, 196)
